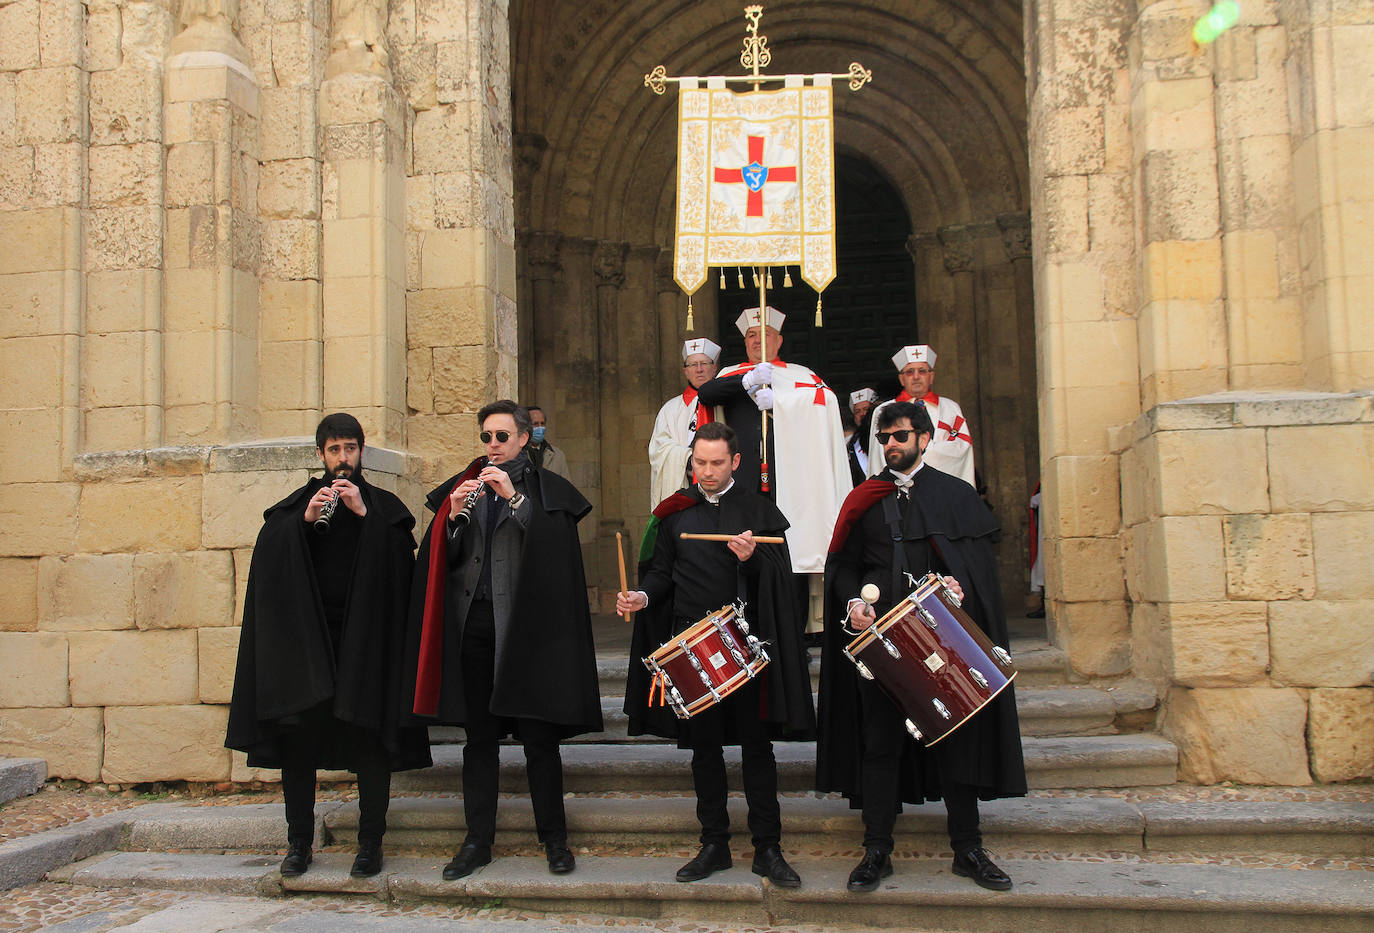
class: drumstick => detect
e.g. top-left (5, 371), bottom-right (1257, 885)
top-left (615, 531), bottom-right (631, 621)
top-left (679, 532), bottom-right (787, 544)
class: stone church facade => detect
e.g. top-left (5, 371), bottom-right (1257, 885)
top-left (0, 0), bottom-right (1369, 785)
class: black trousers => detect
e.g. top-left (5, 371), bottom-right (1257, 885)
top-left (460, 600), bottom-right (567, 847)
top-left (280, 713), bottom-right (392, 848)
top-left (685, 680), bottom-right (780, 849)
top-left (857, 677), bottom-right (981, 855)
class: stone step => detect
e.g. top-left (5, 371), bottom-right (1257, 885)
top-left (394, 734), bottom-right (1178, 794)
top-left (116, 797), bottom-right (1374, 859)
top-left (0, 758), bottom-right (45, 807)
top-left (50, 850), bottom-right (1374, 932)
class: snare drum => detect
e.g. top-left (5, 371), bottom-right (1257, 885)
top-left (844, 573), bottom-right (1015, 746)
top-left (643, 603), bottom-right (770, 719)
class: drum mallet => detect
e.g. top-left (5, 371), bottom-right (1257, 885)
top-left (615, 531), bottom-right (631, 622)
top-left (678, 532), bottom-right (787, 544)
top-left (857, 583), bottom-right (880, 626)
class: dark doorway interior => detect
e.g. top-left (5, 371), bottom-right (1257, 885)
top-left (715, 153), bottom-right (915, 404)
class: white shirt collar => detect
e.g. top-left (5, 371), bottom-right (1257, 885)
top-left (891, 461), bottom-right (925, 486)
top-left (700, 478), bottom-right (735, 504)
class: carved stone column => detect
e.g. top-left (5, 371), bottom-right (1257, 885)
top-left (654, 249), bottom-right (680, 396)
top-left (593, 241), bottom-right (629, 599)
top-left (936, 223), bottom-right (979, 439)
top-left (526, 231), bottom-right (562, 413)
top-left (998, 211), bottom-right (1038, 482)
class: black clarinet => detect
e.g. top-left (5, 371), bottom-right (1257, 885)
top-left (450, 458), bottom-right (491, 528)
top-left (314, 484), bottom-right (340, 533)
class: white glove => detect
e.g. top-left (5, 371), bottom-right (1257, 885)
top-left (741, 362), bottom-right (773, 390)
top-left (752, 387), bottom-right (774, 411)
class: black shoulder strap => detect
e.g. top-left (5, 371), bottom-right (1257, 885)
top-left (881, 493), bottom-right (910, 604)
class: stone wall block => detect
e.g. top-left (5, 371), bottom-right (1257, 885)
top-left (133, 551), bottom-right (236, 629)
top-left (1154, 428), bottom-right (1269, 515)
top-left (1307, 688), bottom-right (1374, 782)
top-left (1049, 454), bottom-right (1121, 538)
top-left (0, 482), bottom-right (79, 556)
top-left (0, 269), bottom-right (66, 337)
top-left (69, 629), bottom-right (199, 706)
top-left (77, 477), bottom-right (203, 552)
top-left (1163, 686), bottom-right (1312, 785)
top-left (1270, 599), bottom-right (1374, 687)
top-left (1268, 424), bottom-right (1374, 512)
top-left (89, 67), bottom-right (161, 146)
top-left (31, 141), bottom-right (81, 207)
top-left (202, 470), bottom-right (308, 549)
top-left (1052, 535), bottom-right (1125, 603)
top-left (1140, 149), bottom-right (1221, 243)
top-left (37, 553), bottom-right (134, 631)
top-left (1224, 511), bottom-right (1316, 599)
top-left (85, 4), bottom-right (122, 71)
top-left (259, 279), bottom-right (321, 341)
top-left (0, 334), bottom-right (62, 407)
top-left (259, 340), bottom-right (321, 409)
top-left (164, 141), bottom-right (215, 208)
top-left (0, 706), bottom-right (102, 780)
top-left (1142, 239), bottom-right (1223, 302)
top-left (258, 157), bottom-right (320, 219)
top-left (102, 705), bottom-right (230, 782)
top-left (261, 218), bottom-right (320, 280)
top-left (1052, 600), bottom-right (1131, 677)
top-left (197, 625), bottom-right (240, 705)
top-left (86, 206), bottom-right (163, 271)
top-left (0, 0), bottom-right (41, 71)
top-left (86, 268), bottom-right (160, 335)
top-left (0, 557), bottom-right (39, 631)
top-left (0, 631), bottom-right (68, 706)
top-left (418, 228), bottom-right (482, 290)
top-left (0, 409), bottom-right (62, 483)
top-left (260, 87), bottom-right (316, 160)
top-left (1165, 601), bottom-right (1270, 687)
top-left (412, 104), bottom-right (471, 177)
top-left (1128, 516), bottom-right (1226, 603)
top-left (1312, 512), bottom-right (1374, 598)
top-left (232, 547), bottom-right (251, 626)
top-left (15, 66), bottom-right (82, 144)
top-left (407, 348), bottom-right (433, 413)
top-left (88, 142), bottom-right (163, 207)
top-left (407, 286), bottom-right (486, 347)
top-left (407, 413), bottom-right (480, 483)
top-left (83, 331), bottom-right (148, 408)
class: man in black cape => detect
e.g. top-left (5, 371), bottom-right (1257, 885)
top-left (226, 413), bottom-right (431, 880)
top-left (404, 399), bottom-right (600, 881)
top-left (817, 401), bottom-right (1027, 892)
top-left (618, 422), bottom-right (813, 887)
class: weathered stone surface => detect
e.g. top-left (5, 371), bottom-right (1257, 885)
top-left (1307, 688), bottom-right (1374, 782)
top-left (102, 705), bottom-right (230, 783)
top-left (1052, 535), bottom-right (1125, 603)
top-left (133, 551), bottom-right (236, 629)
top-left (1165, 601), bottom-right (1269, 687)
top-left (37, 553), bottom-right (134, 631)
top-left (202, 470), bottom-right (308, 548)
top-left (0, 706), bottom-right (103, 781)
top-left (1270, 599), bottom-right (1374, 687)
top-left (1046, 455), bottom-right (1120, 538)
top-left (432, 344), bottom-right (488, 414)
top-left (1126, 516), bottom-right (1225, 603)
top-left (0, 408), bottom-right (63, 484)
top-left (1312, 512), bottom-right (1374, 598)
top-left (68, 629), bottom-right (199, 706)
top-left (0, 334), bottom-right (62, 407)
top-left (0, 632), bottom-right (68, 706)
top-left (1223, 513), bottom-right (1316, 600)
top-left (1269, 424), bottom-right (1374, 512)
top-left (15, 66), bottom-right (82, 145)
top-left (77, 477), bottom-right (203, 552)
top-left (1163, 687), bottom-right (1312, 785)
top-left (1053, 600), bottom-right (1130, 678)
top-left (197, 625), bottom-right (241, 705)
top-left (0, 483), bottom-right (79, 556)
top-left (0, 557), bottom-right (39, 631)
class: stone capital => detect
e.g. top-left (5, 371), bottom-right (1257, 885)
top-left (524, 231), bottom-right (562, 280)
top-left (997, 211), bottom-right (1032, 261)
top-left (937, 224), bottom-right (975, 275)
top-left (168, 0), bottom-right (252, 65)
top-left (325, 0), bottom-right (391, 80)
top-left (515, 133), bottom-right (549, 183)
top-left (593, 241), bottom-right (630, 289)
top-left (905, 232), bottom-right (938, 261)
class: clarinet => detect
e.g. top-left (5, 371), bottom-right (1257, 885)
top-left (313, 483), bottom-right (341, 533)
top-left (450, 457), bottom-right (491, 528)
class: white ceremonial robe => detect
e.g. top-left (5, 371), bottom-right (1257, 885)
top-left (866, 392), bottom-right (975, 487)
top-left (648, 389), bottom-right (705, 509)
top-left (715, 360), bottom-right (851, 574)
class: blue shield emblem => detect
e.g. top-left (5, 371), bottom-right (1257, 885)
top-left (743, 161), bottom-right (768, 192)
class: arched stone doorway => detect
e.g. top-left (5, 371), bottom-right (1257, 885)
top-left (510, 0), bottom-right (1037, 608)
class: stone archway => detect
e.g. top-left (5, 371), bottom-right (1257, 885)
top-left (510, 0), bottom-right (1037, 607)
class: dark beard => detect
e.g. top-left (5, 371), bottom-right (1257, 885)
top-left (325, 463), bottom-right (359, 482)
top-left (886, 447), bottom-right (920, 473)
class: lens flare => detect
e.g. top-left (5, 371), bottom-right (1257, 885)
top-left (1194, 1), bottom-right (1241, 45)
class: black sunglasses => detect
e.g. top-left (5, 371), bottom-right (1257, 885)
top-left (479, 431), bottom-right (512, 444)
top-left (875, 429), bottom-right (915, 444)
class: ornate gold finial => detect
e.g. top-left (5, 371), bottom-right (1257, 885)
top-left (847, 62), bottom-right (873, 91)
top-left (741, 5), bottom-right (771, 86)
top-left (645, 64), bottom-right (668, 95)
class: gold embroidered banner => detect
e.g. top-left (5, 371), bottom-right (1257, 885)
top-left (674, 78), bottom-right (836, 296)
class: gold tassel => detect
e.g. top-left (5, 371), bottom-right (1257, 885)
top-left (815, 296), bottom-right (823, 327)
top-left (752, 269), bottom-right (760, 287)
top-left (737, 268), bottom-right (745, 288)
top-left (719, 269), bottom-right (726, 289)
top-left (783, 267), bottom-right (793, 287)
top-left (766, 268), bottom-right (774, 288)
top-left (686, 295), bottom-right (695, 330)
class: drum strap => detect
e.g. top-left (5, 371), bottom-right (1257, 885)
top-left (881, 493), bottom-right (912, 603)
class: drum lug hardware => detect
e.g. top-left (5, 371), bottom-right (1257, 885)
top-left (685, 649), bottom-right (723, 703)
top-left (879, 635), bottom-right (901, 660)
top-left (916, 605), bottom-right (938, 630)
top-left (937, 577), bottom-right (963, 608)
top-left (969, 667), bottom-right (989, 690)
top-left (992, 646), bottom-right (1013, 667)
top-left (854, 660), bottom-right (874, 680)
top-left (904, 719), bottom-right (923, 741)
top-left (932, 697), bottom-right (951, 720)
top-left (732, 599), bottom-right (749, 633)
top-left (669, 687), bottom-right (688, 719)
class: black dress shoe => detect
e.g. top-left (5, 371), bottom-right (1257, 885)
top-left (350, 841), bottom-right (383, 878)
top-left (675, 841), bottom-right (733, 882)
top-left (441, 843), bottom-right (492, 881)
top-left (846, 847), bottom-right (893, 892)
top-left (545, 842), bottom-right (575, 874)
top-left (952, 847), bottom-right (1013, 891)
top-left (751, 844), bottom-right (801, 888)
top-left (280, 841), bottom-right (312, 878)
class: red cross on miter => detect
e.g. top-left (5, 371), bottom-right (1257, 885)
top-left (714, 134), bottom-right (798, 217)
top-left (794, 373), bottom-right (832, 405)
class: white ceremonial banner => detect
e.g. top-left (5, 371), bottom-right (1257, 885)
top-left (674, 79), bottom-right (836, 296)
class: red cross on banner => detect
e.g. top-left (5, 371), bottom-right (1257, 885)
top-left (713, 134), bottom-right (798, 218)
top-left (794, 373), bottom-right (831, 405)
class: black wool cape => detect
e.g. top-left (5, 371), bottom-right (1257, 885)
top-left (224, 475), bottom-right (432, 772)
top-left (816, 467), bottom-right (1028, 805)
top-left (624, 485), bottom-right (816, 745)
top-left (402, 459), bottom-right (603, 739)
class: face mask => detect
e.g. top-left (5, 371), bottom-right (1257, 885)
top-left (531, 426), bottom-right (546, 444)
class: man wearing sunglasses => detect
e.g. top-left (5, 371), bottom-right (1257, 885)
top-left (864, 345), bottom-right (975, 487)
top-left (405, 400), bottom-right (601, 881)
top-left (817, 401), bottom-right (1026, 893)
top-left (648, 338), bottom-right (721, 509)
